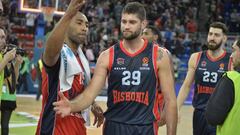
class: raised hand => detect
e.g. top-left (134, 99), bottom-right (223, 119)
top-left (53, 92), bottom-right (71, 117)
top-left (65, 0), bottom-right (86, 17)
top-left (91, 102), bottom-right (104, 128)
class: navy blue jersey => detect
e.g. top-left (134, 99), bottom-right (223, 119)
top-left (36, 51), bottom-right (87, 135)
top-left (193, 50), bottom-right (231, 110)
top-left (104, 39), bottom-right (159, 124)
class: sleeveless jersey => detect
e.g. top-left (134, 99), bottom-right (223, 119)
top-left (104, 39), bottom-right (159, 124)
top-left (36, 53), bottom-right (87, 135)
top-left (193, 50), bottom-right (231, 110)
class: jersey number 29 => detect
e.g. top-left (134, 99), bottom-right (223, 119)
top-left (122, 71), bottom-right (141, 85)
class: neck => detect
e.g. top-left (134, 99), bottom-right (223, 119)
top-left (64, 37), bottom-right (80, 54)
top-left (207, 46), bottom-right (225, 58)
top-left (122, 36), bottom-right (144, 53)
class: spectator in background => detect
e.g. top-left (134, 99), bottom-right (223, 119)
top-left (18, 54), bottom-right (30, 94)
top-left (25, 13), bottom-right (37, 34)
top-left (35, 59), bottom-right (43, 101)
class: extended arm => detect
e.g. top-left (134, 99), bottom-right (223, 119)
top-left (177, 53), bottom-right (198, 111)
top-left (53, 49), bottom-right (110, 117)
top-left (43, 0), bottom-right (85, 66)
top-left (70, 50), bottom-right (109, 112)
top-left (157, 48), bottom-right (177, 135)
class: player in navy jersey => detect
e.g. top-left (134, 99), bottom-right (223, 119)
top-left (36, 0), bottom-right (104, 135)
top-left (177, 22), bottom-right (232, 135)
top-left (53, 2), bottom-right (177, 135)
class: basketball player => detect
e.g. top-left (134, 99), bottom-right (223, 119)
top-left (53, 2), bottom-right (177, 135)
top-left (36, 0), bottom-right (104, 135)
top-left (142, 25), bottom-right (173, 127)
top-left (177, 22), bottom-right (232, 135)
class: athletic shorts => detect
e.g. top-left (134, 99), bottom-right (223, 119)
top-left (103, 120), bottom-right (158, 135)
top-left (193, 109), bottom-right (216, 135)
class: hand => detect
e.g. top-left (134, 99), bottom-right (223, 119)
top-left (15, 55), bottom-right (23, 65)
top-left (158, 108), bottom-right (166, 127)
top-left (65, 0), bottom-right (86, 17)
top-left (91, 102), bottom-right (104, 128)
top-left (53, 92), bottom-right (71, 117)
top-left (3, 48), bottom-right (16, 62)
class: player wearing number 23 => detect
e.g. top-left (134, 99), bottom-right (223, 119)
top-left (177, 22), bottom-right (232, 135)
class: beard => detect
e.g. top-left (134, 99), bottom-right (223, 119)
top-left (122, 29), bottom-right (141, 40)
top-left (207, 40), bottom-right (222, 51)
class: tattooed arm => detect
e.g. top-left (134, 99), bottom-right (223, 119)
top-left (157, 48), bottom-right (177, 135)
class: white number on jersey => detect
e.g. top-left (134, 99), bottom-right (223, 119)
top-left (203, 71), bottom-right (218, 83)
top-left (122, 71), bottom-right (141, 85)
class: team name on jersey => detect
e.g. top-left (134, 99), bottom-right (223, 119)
top-left (113, 90), bottom-right (149, 105)
top-left (197, 84), bottom-right (214, 94)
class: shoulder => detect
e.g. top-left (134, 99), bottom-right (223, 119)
top-left (189, 51), bottom-right (202, 62)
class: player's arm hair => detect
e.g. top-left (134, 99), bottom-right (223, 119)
top-left (43, 12), bottom-right (76, 67)
top-left (177, 53), bottom-right (199, 111)
top-left (70, 49), bottom-right (109, 112)
top-left (157, 48), bottom-right (177, 135)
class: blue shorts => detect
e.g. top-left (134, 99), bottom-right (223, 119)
top-left (103, 120), bottom-right (158, 135)
top-left (193, 109), bottom-right (216, 135)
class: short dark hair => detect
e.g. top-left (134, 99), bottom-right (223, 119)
top-left (209, 22), bottom-right (228, 34)
top-left (236, 37), bottom-right (240, 48)
top-left (122, 2), bottom-right (146, 21)
top-left (146, 25), bottom-right (160, 36)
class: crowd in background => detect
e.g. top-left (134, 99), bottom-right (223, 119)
top-left (0, 0), bottom-right (239, 94)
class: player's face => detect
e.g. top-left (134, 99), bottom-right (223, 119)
top-left (231, 41), bottom-right (240, 69)
top-left (207, 27), bottom-right (226, 51)
top-left (68, 12), bottom-right (89, 45)
top-left (0, 29), bottom-right (6, 51)
top-left (121, 13), bottom-right (146, 40)
top-left (142, 28), bottom-right (154, 41)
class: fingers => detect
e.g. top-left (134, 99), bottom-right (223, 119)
top-left (58, 92), bottom-right (67, 100)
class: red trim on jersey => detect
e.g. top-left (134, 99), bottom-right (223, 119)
top-left (36, 68), bottom-right (49, 135)
top-left (108, 46), bottom-right (114, 71)
top-left (195, 52), bottom-right (202, 68)
top-left (152, 44), bottom-right (160, 123)
top-left (153, 121), bottom-right (159, 135)
top-left (206, 50), bottom-right (226, 62)
top-left (119, 39), bottom-right (148, 57)
top-left (153, 44), bottom-right (159, 83)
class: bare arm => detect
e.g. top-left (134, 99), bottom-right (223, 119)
top-left (70, 49), bottom-right (109, 112)
top-left (43, 0), bottom-right (85, 66)
top-left (157, 48), bottom-right (177, 135)
top-left (177, 53), bottom-right (198, 111)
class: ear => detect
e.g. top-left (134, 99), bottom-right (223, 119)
top-left (142, 20), bottom-right (148, 29)
top-left (223, 34), bottom-right (227, 43)
top-left (153, 35), bottom-right (159, 41)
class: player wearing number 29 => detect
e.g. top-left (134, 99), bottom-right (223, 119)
top-left (177, 22), bottom-right (232, 135)
top-left (53, 2), bottom-right (177, 135)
